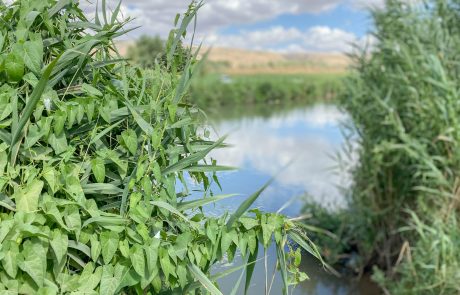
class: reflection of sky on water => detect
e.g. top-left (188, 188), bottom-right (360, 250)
top-left (184, 103), bottom-right (378, 295)
top-left (205, 104), bottom-right (351, 216)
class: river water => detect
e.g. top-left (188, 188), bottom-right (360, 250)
top-left (193, 103), bottom-right (380, 294)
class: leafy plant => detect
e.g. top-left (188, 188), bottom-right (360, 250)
top-left (0, 0), bottom-right (320, 294)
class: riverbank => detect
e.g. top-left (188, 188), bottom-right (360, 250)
top-left (189, 73), bottom-right (345, 108)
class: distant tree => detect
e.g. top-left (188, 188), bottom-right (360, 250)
top-left (128, 35), bottom-right (165, 68)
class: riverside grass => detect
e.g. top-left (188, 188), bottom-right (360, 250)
top-left (305, 0), bottom-right (460, 293)
top-left (189, 73), bottom-right (345, 108)
top-left (0, 1), bottom-right (321, 294)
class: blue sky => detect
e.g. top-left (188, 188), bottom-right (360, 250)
top-left (221, 4), bottom-right (371, 38)
top-left (88, 0), bottom-right (383, 53)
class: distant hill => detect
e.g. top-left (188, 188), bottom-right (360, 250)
top-left (200, 47), bottom-right (350, 74)
top-left (115, 41), bottom-right (350, 74)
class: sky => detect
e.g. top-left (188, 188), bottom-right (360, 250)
top-left (87, 0), bottom-right (386, 53)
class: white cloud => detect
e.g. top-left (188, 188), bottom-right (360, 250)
top-left (208, 25), bottom-right (370, 53)
top-left (83, 0), bottom-right (354, 36)
top-left (81, 0), bottom-right (378, 52)
top-left (206, 105), bottom-right (353, 210)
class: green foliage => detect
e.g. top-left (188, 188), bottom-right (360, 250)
top-left (310, 0), bottom-right (460, 293)
top-left (127, 35), bottom-right (165, 69)
top-left (0, 0), bottom-right (317, 293)
top-left (189, 73), bottom-right (345, 108)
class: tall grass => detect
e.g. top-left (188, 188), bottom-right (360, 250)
top-left (308, 0), bottom-right (460, 293)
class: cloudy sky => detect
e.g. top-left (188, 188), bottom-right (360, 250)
top-left (90, 0), bottom-right (385, 53)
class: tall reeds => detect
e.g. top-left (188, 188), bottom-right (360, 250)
top-left (314, 0), bottom-right (460, 292)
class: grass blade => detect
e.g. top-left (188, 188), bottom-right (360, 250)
top-left (151, 201), bottom-right (191, 223)
top-left (226, 177), bottom-right (275, 230)
top-left (178, 194), bottom-right (238, 211)
top-left (89, 120), bottom-right (123, 145)
top-left (10, 57), bottom-right (60, 164)
top-left (184, 165), bottom-right (236, 173)
top-left (125, 101), bottom-right (154, 136)
top-left (162, 136), bottom-right (227, 175)
top-left (81, 183), bottom-right (123, 195)
top-left (188, 264), bottom-right (223, 295)
top-left (230, 269), bottom-right (245, 295)
top-left (276, 242), bottom-right (289, 295)
top-left (244, 243), bottom-right (259, 295)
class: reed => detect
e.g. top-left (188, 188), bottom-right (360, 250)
top-left (306, 0), bottom-right (460, 293)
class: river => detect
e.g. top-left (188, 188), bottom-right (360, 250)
top-left (191, 103), bottom-right (380, 294)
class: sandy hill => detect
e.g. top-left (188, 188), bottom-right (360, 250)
top-left (115, 41), bottom-right (350, 74)
top-left (201, 47), bottom-right (350, 74)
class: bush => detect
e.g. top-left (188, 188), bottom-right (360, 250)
top-left (0, 0), bottom-right (320, 294)
top-left (127, 35), bottom-right (165, 69)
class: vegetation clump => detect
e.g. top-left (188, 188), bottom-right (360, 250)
top-left (306, 0), bottom-right (460, 293)
top-left (127, 35), bottom-right (165, 69)
top-left (0, 0), bottom-right (319, 294)
top-left (189, 74), bottom-right (344, 108)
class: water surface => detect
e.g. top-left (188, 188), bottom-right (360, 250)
top-left (193, 103), bottom-right (379, 294)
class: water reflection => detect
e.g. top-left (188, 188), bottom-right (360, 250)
top-left (207, 103), bottom-right (350, 216)
top-left (196, 103), bottom-right (378, 294)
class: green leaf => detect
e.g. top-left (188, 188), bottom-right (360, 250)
top-left (0, 193), bottom-right (16, 211)
top-left (78, 263), bottom-right (103, 291)
top-left (221, 230), bottom-right (233, 256)
top-left (5, 50), bottom-right (24, 83)
top-left (15, 179), bottom-right (43, 212)
top-left (82, 83), bottom-right (103, 97)
top-left (121, 129), bottom-right (137, 155)
top-left (276, 242), bottom-right (289, 295)
top-left (239, 217), bottom-right (259, 231)
top-left (90, 235), bottom-right (102, 262)
top-left (10, 56), bottom-right (60, 161)
top-left (125, 101), bottom-right (154, 136)
top-left (184, 165), bottom-right (236, 173)
top-left (177, 264), bottom-right (188, 288)
top-left (100, 231), bottom-right (119, 264)
top-left (100, 265), bottom-right (118, 295)
top-left (261, 221), bottom-right (275, 247)
top-left (159, 248), bottom-right (173, 281)
top-left (0, 32), bottom-right (4, 51)
top-left (188, 264), bottom-right (223, 295)
top-left (50, 230), bottom-right (68, 267)
top-left (151, 201), bottom-right (191, 224)
top-left (0, 89), bottom-right (13, 121)
top-left (42, 166), bottom-right (58, 193)
top-left (130, 244), bottom-right (145, 277)
top-left (23, 38), bottom-right (44, 74)
top-left (162, 136), bottom-right (227, 175)
top-left (244, 242), bottom-right (259, 295)
top-left (91, 158), bottom-right (106, 183)
top-left (226, 177), bottom-right (274, 230)
top-left (18, 239), bottom-right (47, 288)
top-left (2, 241), bottom-right (19, 278)
top-left (178, 194), bottom-right (238, 211)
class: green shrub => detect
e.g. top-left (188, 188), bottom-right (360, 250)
top-left (313, 0), bottom-right (460, 293)
top-left (0, 0), bottom-right (320, 294)
top-left (127, 35), bottom-right (165, 69)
